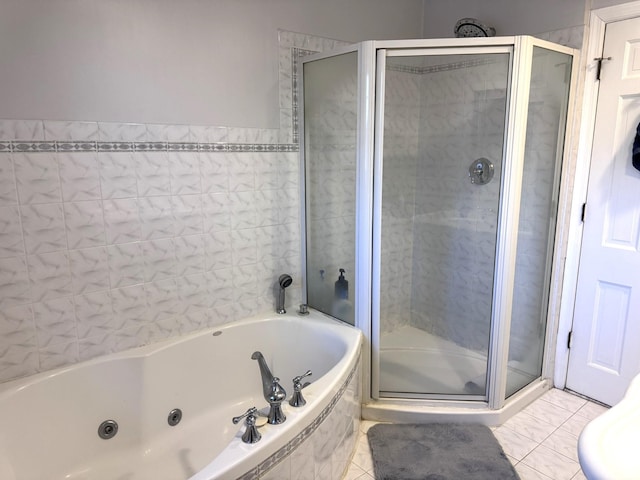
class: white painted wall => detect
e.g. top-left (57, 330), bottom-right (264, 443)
top-left (0, 0), bottom-right (423, 128)
top-left (1, 0), bottom-right (604, 128)
top-left (422, 0), bottom-right (587, 37)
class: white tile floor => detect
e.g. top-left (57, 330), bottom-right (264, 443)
top-left (344, 389), bottom-right (608, 480)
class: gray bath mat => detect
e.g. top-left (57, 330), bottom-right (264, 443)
top-left (367, 423), bottom-right (520, 480)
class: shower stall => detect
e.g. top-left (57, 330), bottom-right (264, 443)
top-left (300, 37), bottom-right (575, 421)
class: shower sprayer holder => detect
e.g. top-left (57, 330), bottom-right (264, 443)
top-left (276, 274), bottom-right (293, 314)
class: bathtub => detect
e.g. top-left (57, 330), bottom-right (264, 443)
top-left (0, 310), bottom-right (362, 480)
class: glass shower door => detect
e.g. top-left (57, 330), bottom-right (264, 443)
top-left (374, 49), bottom-right (512, 398)
top-left (301, 50), bottom-right (359, 325)
top-left (506, 46), bottom-right (573, 397)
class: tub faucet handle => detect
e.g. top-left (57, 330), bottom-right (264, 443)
top-left (232, 406), bottom-right (257, 425)
top-left (293, 370), bottom-right (312, 386)
top-left (232, 407), bottom-right (261, 444)
top-left (289, 370), bottom-right (312, 407)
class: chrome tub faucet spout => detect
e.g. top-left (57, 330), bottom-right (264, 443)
top-left (251, 351), bottom-right (287, 424)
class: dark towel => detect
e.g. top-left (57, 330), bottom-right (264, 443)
top-left (634, 121), bottom-right (640, 172)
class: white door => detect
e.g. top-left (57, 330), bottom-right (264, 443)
top-left (566, 16), bottom-right (640, 406)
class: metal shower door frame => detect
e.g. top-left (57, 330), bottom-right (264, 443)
top-left (491, 37), bottom-right (577, 410)
top-left (370, 42), bottom-right (515, 406)
top-left (299, 36), bottom-right (578, 415)
top-left (298, 42), bottom-right (376, 336)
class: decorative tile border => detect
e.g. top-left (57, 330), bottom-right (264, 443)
top-left (0, 31), bottom-right (351, 155)
top-left (291, 48), bottom-right (318, 145)
top-left (237, 356), bottom-right (360, 480)
top-left (278, 30), bottom-right (350, 146)
top-left (1, 140), bottom-right (297, 153)
top-left (388, 56), bottom-right (500, 75)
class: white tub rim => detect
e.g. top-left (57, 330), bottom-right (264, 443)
top-left (0, 309), bottom-right (363, 480)
top-left (192, 309), bottom-right (362, 479)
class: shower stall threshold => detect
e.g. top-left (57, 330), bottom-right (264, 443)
top-left (363, 377), bottom-right (551, 426)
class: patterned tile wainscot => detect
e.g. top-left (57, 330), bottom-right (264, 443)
top-left (0, 132), bottom-right (300, 381)
top-left (0, 28), bottom-right (352, 383)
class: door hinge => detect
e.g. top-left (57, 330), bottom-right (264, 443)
top-left (580, 203), bottom-right (586, 222)
top-left (594, 56), bottom-right (612, 81)
top-left (567, 331), bottom-right (573, 349)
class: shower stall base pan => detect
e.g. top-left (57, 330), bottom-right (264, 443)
top-left (379, 326), bottom-right (533, 398)
top-left (365, 326), bottom-right (549, 426)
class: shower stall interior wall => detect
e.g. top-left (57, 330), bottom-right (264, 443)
top-left (301, 37), bottom-right (575, 421)
top-left (378, 53), bottom-right (509, 399)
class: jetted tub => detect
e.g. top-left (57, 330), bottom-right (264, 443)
top-left (0, 310), bottom-right (362, 480)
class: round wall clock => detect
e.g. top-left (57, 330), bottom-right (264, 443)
top-left (454, 18), bottom-right (496, 38)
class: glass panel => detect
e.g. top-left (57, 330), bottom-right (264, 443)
top-left (378, 52), bottom-right (511, 397)
top-left (506, 47), bottom-right (572, 397)
top-left (303, 52), bottom-right (358, 325)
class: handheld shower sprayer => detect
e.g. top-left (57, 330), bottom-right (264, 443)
top-left (276, 274), bottom-right (293, 314)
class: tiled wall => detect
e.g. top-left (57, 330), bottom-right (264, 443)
top-left (410, 56), bottom-right (508, 352)
top-left (378, 56), bottom-right (508, 350)
top-left (0, 30), bottom-right (343, 385)
top-left (379, 66), bottom-right (420, 333)
top-left (536, 25), bottom-right (584, 50)
top-left (0, 121), bottom-right (301, 382)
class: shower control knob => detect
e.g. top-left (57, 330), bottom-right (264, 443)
top-left (468, 157), bottom-right (494, 185)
